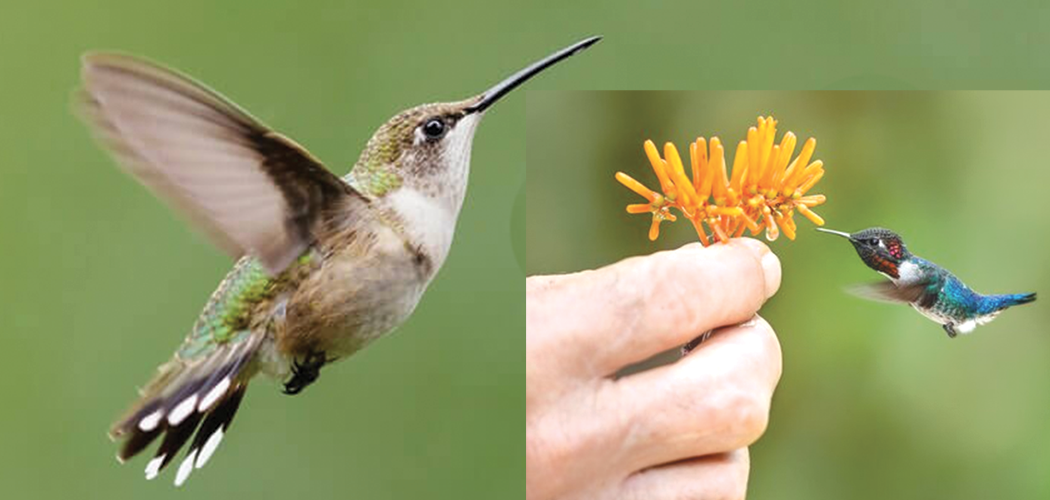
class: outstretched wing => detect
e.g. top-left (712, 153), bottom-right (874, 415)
top-left (846, 280), bottom-right (929, 305)
top-left (77, 52), bottom-right (362, 275)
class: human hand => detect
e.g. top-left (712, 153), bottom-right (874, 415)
top-left (526, 239), bottom-right (783, 500)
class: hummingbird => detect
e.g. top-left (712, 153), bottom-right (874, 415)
top-left (818, 227), bottom-right (1035, 338)
top-left (76, 36), bottom-right (600, 486)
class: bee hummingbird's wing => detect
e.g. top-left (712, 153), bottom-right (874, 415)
top-left (76, 53), bottom-right (363, 275)
top-left (846, 280), bottom-right (928, 304)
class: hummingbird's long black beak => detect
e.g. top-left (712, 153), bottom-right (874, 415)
top-left (464, 36), bottom-right (601, 114)
top-left (816, 228), bottom-right (853, 239)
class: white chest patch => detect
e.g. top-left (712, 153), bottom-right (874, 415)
top-left (387, 189), bottom-right (456, 269)
top-left (896, 260), bottom-right (922, 284)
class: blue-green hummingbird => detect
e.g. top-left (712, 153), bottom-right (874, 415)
top-left (818, 227), bottom-right (1035, 338)
top-left (76, 36), bottom-right (600, 486)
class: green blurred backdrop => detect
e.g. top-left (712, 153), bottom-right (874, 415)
top-left (4, 0), bottom-right (1050, 497)
top-left (0, 1), bottom-right (599, 498)
top-left (527, 91), bottom-right (1050, 499)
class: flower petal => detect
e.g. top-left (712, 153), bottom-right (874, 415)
top-left (797, 204), bottom-right (825, 225)
top-left (648, 217), bottom-right (661, 241)
top-left (626, 204), bottom-right (652, 214)
top-left (615, 172), bottom-right (658, 202)
top-left (644, 140), bottom-right (675, 195)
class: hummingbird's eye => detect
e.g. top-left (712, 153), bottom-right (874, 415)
top-left (422, 118), bottom-right (447, 140)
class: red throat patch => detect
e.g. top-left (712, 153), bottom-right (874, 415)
top-left (871, 254), bottom-right (899, 278)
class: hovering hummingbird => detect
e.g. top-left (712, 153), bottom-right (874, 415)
top-left (76, 36), bottom-right (600, 486)
top-left (818, 227), bottom-right (1035, 338)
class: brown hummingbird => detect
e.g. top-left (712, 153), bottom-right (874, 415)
top-left (76, 36), bottom-right (600, 486)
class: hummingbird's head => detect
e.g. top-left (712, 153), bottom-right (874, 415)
top-left (348, 36), bottom-right (601, 215)
top-left (817, 227), bottom-right (911, 279)
top-left (352, 100), bottom-right (483, 204)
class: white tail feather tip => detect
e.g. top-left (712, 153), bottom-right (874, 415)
top-left (139, 410), bottom-right (163, 432)
top-left (168, 395), bottom-right (199, 426)
top-left (175, 450), bottom-right (197, 487)
top-left (144, 455), bottom-right (165, 480)
top-left (198, 377), bottom-right (231, 412)
top-left (196, 428), bottom-right (225, 469)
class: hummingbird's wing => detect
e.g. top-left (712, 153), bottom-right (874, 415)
top-left (76, 53), bottom-right (363, 275)
top-left (846, 280), bottom-right (928, 304)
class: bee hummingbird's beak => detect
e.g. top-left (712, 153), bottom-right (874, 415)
top-left (816, 228), bottom-right (853, 239)
top-left (463, 36), bottom-right (601, 115)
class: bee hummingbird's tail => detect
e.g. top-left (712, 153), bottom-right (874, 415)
top-left (980, 292), bottom-right (1037, 314)
top-left (110, 331), bottom-right (263, 486)
top-left (1010, 292), bottom-right (1038, 306)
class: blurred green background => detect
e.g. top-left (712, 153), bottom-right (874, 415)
top-left (527, 91), bottom-right (1050, 499)
top-left (3, 0), bottom-right (1050, 497)
top-left (0, 0), bottom-right (592, 498)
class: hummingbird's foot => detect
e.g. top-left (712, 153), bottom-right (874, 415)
top-left (943, 324), bottom-right (958, 339)
top-left (283, 351), bottom-right (327, 395)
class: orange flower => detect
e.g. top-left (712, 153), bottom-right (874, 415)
top-left (615, 116), bottom-right (828, 244)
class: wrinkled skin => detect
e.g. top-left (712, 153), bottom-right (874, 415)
top-left (527, 239), bottom-right (783, 500)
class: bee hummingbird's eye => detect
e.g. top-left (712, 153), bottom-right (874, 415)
top-left (422, 118), bottom-right (447, 140)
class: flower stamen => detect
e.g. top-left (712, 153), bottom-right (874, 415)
top-left (615, 116), bottom-right (829, 245)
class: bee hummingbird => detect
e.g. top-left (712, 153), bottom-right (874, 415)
top-left (818, 227), bottom-right (1035, 338)
top-left (76, 36), bottom-right (600, 486)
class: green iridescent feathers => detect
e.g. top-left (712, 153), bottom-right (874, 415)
top-left (178, 253), bottom-right (314, 359)
top-left (348, 118), bottom-right (406, 195)
top-left (179, 258), bottom-right (274, 359)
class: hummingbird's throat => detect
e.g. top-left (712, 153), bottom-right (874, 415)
top-left (862, 252), bottom-right (900, 279)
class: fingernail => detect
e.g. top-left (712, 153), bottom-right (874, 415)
top-left (739, 315), bottom-right (761, 328)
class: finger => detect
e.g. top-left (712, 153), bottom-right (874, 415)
top-left (526, 273), bottom-right (566, 295)
top-left (527, 238), bottom-right (781, 378)
top-left (609, 317), bottom-right (781, 469)
top-left (620, 449), bottom-right (750, 500)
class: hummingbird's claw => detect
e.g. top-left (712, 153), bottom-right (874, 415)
top-left (283, 351), bottom-right (327, 395)
top-left (943, 324), bottom-right (958, 339)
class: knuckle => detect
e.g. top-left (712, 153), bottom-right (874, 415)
top-left (716, 386), bottom-right (771, 447)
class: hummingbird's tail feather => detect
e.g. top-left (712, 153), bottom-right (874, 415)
top-left (1010, 292), bottom-right (1037, 306)
top-left (979, 292), bottom-right (1037, 315)
top-left (110, 331), bottom-right (263, 486)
